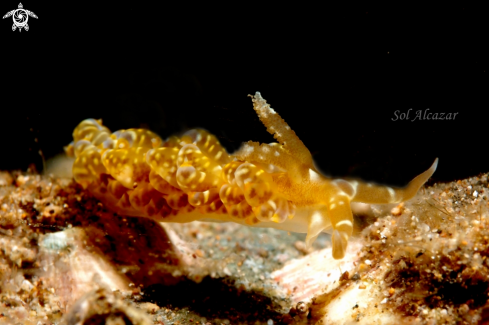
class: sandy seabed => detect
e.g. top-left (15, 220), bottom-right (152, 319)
top-left (1, 169), bottom-right (488, 325)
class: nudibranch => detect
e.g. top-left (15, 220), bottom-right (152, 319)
top-left (65, 92), bottom-right (437, 259)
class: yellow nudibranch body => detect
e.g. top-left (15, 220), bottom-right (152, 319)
top-left (65, 92), bottom-right (438, 259)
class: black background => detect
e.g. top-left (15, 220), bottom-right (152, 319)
top-left (1, 3), bottom-right (487, 186)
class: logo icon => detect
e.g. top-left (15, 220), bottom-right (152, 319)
top-left (3, 3), bottom-right (37, 32)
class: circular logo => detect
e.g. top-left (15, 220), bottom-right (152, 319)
top-left (13, 9), bottom-right (28, 28)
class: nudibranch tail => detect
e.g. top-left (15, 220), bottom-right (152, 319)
top-left (66, 92), bottom-right (438, 260)
top-left (346, 158), bottom-right (438, 204)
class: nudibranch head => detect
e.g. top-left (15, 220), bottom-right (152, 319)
top-left (66, 92), bottom-right (437, 259)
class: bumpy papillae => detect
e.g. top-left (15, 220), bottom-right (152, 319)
top-left (66, 119), bottom-right (296, 225)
